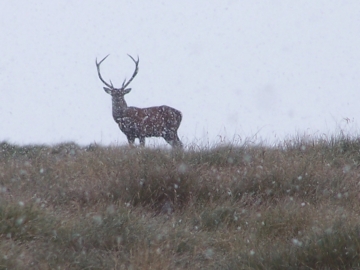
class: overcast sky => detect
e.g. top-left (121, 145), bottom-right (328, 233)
top-left (1, 1), bottom-right (360, 147)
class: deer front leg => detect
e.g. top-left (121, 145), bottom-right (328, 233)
top-left (127, 136), bottom-right (135, 147)
top-left (139, 137), bottom-right (145, 147)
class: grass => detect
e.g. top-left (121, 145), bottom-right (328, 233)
top-left (1, 134), bottom-right (360, 269)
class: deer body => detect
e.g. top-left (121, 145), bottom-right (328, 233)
top-left (96, 54), bottom-right (183, 148)
top-left (114, 105), bottom-right (182, 146)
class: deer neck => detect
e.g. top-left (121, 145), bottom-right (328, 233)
top-left (112, 96), bottom-right (128, 121)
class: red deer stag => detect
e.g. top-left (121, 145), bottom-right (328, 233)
top-left (96, 54), bottom-right (183, 148)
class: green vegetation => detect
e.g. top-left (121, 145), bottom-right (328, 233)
top-left (1, 135), bottom-right (360, 269)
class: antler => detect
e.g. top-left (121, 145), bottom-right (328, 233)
top-left (121, 54), bottom-right (139, 89)
top-left (96, 54), bottom-right (139, 90)
top-left (95, 54), bottom-right (114, 89)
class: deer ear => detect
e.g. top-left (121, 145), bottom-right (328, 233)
top-left (124, 88), bottom-right (132, 94)
top-left (103, 87), bottom-right (112, 94)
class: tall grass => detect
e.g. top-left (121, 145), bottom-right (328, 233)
top-left (1, 134), bottom-right (360, 269)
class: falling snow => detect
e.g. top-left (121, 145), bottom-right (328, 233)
top-left (1, 1), bottom-right (360, 145)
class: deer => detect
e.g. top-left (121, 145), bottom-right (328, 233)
top-left (96, 54), bottom-right (183, 148)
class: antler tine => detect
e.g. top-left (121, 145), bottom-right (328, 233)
top-left (121, 54), bottom-right (140, 89)
top-left (95, 54), bottom-right (114, 89)
top-left (96, 54), bottom-right (110, 66)
top-left (127, 54), bottom-right (139, 64)
top-left (122, 78), bottom-right (127, 88)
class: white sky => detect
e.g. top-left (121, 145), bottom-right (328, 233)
top-left (1, 1), bottom-right (360, 146)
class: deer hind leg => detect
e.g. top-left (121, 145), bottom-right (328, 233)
top-left (174, 133), bottom-right (183, 148)
top-left (164, 131), bottom-right (183, 148)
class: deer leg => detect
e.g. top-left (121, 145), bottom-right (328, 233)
top-left (164, 131), bottom-right (182, 148)
top-left (139, 137), bottom-right (145, 147)
top-left (173, 133), bottom-right (183, 148)
top-left (127, 136), bottom-right (135, 147)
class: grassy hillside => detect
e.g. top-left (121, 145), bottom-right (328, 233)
top-left (1, 135), bottom-right (360, 269)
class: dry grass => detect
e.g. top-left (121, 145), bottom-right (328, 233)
top-left (1, 134), bottom-right (360, 269)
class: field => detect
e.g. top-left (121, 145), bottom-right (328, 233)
top-left (1, 135), bottom-right (360, 269)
